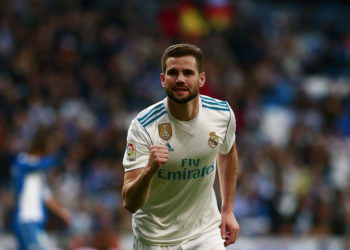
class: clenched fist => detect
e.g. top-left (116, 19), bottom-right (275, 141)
top-left (147, 145), bottom-right (169, 174)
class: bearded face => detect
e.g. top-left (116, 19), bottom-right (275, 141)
top-left (165, 81), bottom-right (200, 104)
top-left (161, 56), bottom-right (205, 104)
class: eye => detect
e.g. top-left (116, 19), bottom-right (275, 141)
top-left (167, 69), bottom-right (178, 76)
top-left (183, 69), bottom-right (195, 76)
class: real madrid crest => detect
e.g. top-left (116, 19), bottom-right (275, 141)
top-left (158, 123), bottom-right (172, 141)
top-left (208, 131), bottom-right (219, 148)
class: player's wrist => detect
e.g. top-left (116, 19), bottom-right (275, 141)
top-left (221, 205), bottom-right (234, 214)
top-left (144, 165), bottom-right (157, 177)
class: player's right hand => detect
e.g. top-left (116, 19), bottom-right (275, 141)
top-left (147, 145), bottom-right (168, 174)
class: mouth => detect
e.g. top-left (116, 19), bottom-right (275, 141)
top-left (173, 86), bottom-right (189, 93)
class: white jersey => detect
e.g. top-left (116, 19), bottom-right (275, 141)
top-left (123, 95), bottom-right (236, 245)
top-left (12, 153), bottom-right (55, 224)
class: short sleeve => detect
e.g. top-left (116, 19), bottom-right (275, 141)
top-left (219, 107), bottom-right (236, 155)
top-left (123, 118), bottom-right (152, 172)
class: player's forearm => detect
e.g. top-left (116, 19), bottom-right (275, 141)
top-left (46, 197), bottom-right (62, 214)
top-left (220, 166), bottom-right (237, 213)
top-left (218, 143), bottom-right (238, 213)
top-left (122, 167), bottom-right (155, 213)
top-left (46, 198), bottom-right (71, 224)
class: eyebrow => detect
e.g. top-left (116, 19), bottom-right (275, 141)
top-left (166, 68), bottom-right (195, 75)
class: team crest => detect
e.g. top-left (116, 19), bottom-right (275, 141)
top-left (158, 123), bottom-right (172, 141)
top-left (208, 131), bottom-right (219, 148)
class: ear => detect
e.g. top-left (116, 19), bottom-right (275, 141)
top-left (199, 72), bottom-right (206, 88)
top-left (160, 73), bottom-right (166, 88)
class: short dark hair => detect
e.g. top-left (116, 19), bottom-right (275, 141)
top-left (29, 127), bottom-right (52, 153)
top-left (161, 43), bottom-right (204, 73)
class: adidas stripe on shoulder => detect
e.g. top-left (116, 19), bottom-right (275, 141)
top-left (138, 102), bottom-right (167, 127)
top-left (200, 95), bottom-right (230, 111)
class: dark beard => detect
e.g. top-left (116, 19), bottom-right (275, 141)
top-left (166, 88), bottom-right (199, 104)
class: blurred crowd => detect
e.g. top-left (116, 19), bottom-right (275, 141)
top-left (0, 0), bottom-right (350, 249)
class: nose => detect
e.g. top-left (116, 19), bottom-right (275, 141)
top-left (176, 73), bottom-right (185, 84)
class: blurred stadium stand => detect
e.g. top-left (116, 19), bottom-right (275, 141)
top-left (0, 0), bottom-right (349, 249)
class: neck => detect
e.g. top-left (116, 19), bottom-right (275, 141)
top-left (167, 95), bottom-right (200, 121)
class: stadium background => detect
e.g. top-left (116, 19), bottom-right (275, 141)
top-left (0, 0), bottom-right (349, 249)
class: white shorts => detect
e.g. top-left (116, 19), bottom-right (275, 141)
top-left (133, 228), bottom-right (225, 250)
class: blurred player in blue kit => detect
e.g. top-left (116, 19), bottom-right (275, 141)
top-left (11, 128), bottom-right (71, 250)
top-left (122, 43), bottom-right (240, 249)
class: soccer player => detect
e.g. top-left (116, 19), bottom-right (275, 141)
top-left (11, 128), bottom-right (71, 250)
top-left (122, 43), bottom-right (239, 249)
